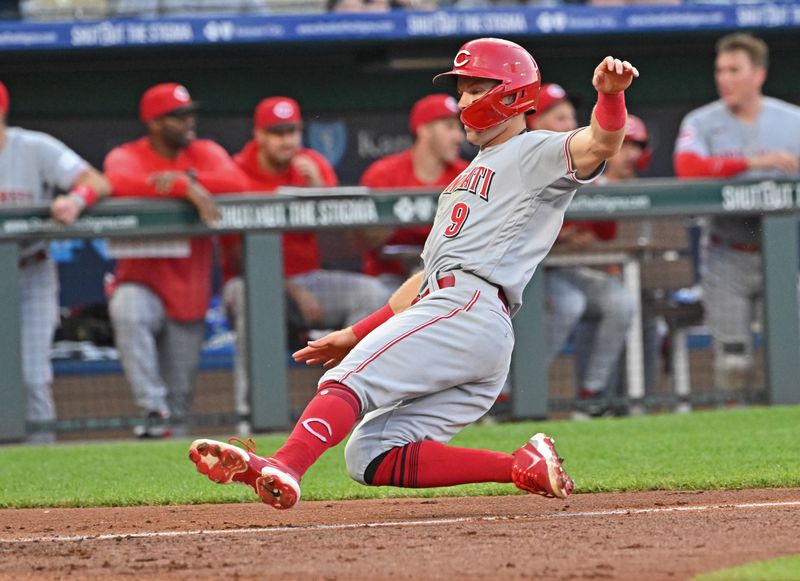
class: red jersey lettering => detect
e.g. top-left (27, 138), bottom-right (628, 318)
top-left (441, 165), bottom-right (494, 201)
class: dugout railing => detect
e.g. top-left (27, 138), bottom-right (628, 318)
top-left (0, 178), bottom-right (798, 442)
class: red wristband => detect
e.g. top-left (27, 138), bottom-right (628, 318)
top-left (351, 304), bottom-right (394, 341)
top-left (71, 184), bottom-right (98, 209)
top-left (594, 91), bottom-right (627, 132)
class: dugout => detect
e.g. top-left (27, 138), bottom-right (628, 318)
top-left (1, 5), bottom-right (800, 441)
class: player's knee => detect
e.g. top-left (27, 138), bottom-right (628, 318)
top-left (343, 437), bottom-right (370, 485)
top-left (108, 287), bottom-right (152, 325)
top-left (599, 285), bottom-right (635, 321)
top-left (615, 289), bottom-right (637, 321)
top-left (222, 277), bottom-right (244, 317)
top-left (108, 293), bottom-right (134, 323)
top-left (554, 293), bottom-right (587, 325)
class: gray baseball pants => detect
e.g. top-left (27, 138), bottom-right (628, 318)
top-left (701, 244), bottom-right (762, 385)
top-left (319, 270), bottom-right (514, 484)
top-left (21, 258), bottom-right (60, 441)
top-left (109, 283), bottom-right (205, 421)
top-left (545, 266), bottom-right (635, 393)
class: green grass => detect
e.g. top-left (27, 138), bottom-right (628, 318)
top-left (693, 556), bottom-right (800, 581)
top-left (1, 405), bottom-right (799, 508)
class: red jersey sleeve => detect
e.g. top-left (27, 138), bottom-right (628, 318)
top-left (360, 158), bottom-right (387, 188)
top-left (673, 151), bottom-right (749, 179)
top-left (359, 154), bottom-right (411, 188)
top-left (104, 145), bottom-right (190, 198)
top-left (191, 141), bottom-right (250, 194)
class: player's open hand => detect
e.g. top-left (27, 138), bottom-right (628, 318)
top-left (292, 328), bottom-right (359, 368)
top-left (593, 56), bottom-right (639, 94)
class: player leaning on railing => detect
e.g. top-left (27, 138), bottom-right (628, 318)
top-left (0, 80), bottom-right (111, 443)
top-left (189, 38), bottom-right (638, 509)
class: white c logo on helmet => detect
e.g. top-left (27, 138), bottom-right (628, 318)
top-left (454, 50), bottom-right (471, 68)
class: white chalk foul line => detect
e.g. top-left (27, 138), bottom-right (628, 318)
top-left (2, 500), bottom-right (799, 544)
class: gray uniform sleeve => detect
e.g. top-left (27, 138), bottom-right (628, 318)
top-left (519, 129), bottom-right (603, 195)
top-left (32, 132), bottom-right (89, 193)
top-left (674, 111), bottom-right (708, 157)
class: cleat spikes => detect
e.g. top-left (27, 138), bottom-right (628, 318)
top-left (188, 439), bottom-right (301, 509)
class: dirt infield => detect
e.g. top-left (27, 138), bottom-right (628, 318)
top-left (2, 488), bottom-right (799, 580)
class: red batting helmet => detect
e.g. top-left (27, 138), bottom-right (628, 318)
top-left (432, 38), bottom-right (540, 131)
top-left (625, 114), bottom-right (652, 172)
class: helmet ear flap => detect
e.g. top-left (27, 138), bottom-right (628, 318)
top-left (503, 88), bottom-right (534, 110)
top-left (502, 91), bottom-right (518, 106)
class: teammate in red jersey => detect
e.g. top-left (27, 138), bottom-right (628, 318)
top-left (104, 82), bottom-right (248, 438)
top-left (220, 96), bottom-right (390, 434)
top-left (355, 93), bottom-right (469, 292)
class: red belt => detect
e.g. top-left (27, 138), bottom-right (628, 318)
top-left (414, 273), bottom-right (509, 310)
top-left (18, 249), bottom-right (48, 268)
top-left (710, 234), bottom-right (760, 253)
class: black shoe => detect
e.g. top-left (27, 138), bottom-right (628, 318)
top-left (571, 389), bottom-right (613, 420)
top-left (133, 410), bottom-right (172, 439)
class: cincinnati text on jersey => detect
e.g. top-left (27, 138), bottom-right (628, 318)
top-left (441, 166), bottom-right (495, 201)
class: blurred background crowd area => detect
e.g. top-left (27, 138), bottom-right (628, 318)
top-left (0, 0), bottom-right (782, 22)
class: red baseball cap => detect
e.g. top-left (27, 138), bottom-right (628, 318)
top-left (409, 93), bottom-right (460, 135)
top-left (139, 83), bottom-right (199, 122)
top-left (255, 96), bottom-right (302, 130)
top-left (624, 114), bottom-right (649, 145)
top-left (526, 83), bottom-right (569, 127)
top-left (0, 81), bottom-right (8, 115)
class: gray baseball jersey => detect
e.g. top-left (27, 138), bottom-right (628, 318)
top-left (0, 126), bottom-right (88, 428)
top-left (422, 129), bottom-right (600, 317)
top-left (322, 128), bottom-right (602, 482)
top-left (674, 97), bottom-right (800, 245)
top-left (1, 127), bottom-right (88, 256)
top-left (0, 126), bottom-right (87, 204)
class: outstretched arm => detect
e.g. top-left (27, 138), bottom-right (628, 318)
top-left (569, 56), bottom-right (639, 179)
top-left (292, 271), bottom-right (425, 368)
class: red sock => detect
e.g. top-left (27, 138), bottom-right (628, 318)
top-left (368, 441), bottom-right (513, 488)
top-left (272, 382), bottom-right (360, 477)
